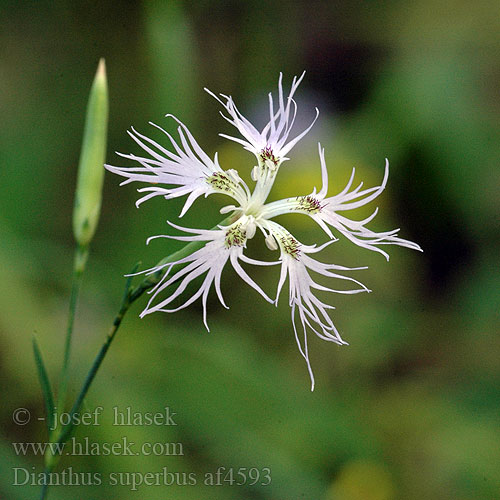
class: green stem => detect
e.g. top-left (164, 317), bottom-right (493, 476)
top-left (56, 244), bottom-right (88, 420)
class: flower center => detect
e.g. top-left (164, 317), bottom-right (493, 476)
top-left (296, 195), bottom-right (324, 214)
top-left (281, 234), bottom-right (301, 260)
top-left (259, 146), bottom-right (279, 169)
top-left (224, 224), bottom-right (246, 248)
top-left (206, 172), bottom-right (237, 194)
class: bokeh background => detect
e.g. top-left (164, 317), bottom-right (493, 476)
top-left (1, 1), bottom-right (499, 499)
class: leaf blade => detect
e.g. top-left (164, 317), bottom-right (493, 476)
top-left (32, 335), bottom-right (55, 435)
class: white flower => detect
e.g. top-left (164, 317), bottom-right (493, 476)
top-left (108, 73), bottom-right (421, 390)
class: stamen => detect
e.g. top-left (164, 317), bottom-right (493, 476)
top-left (220, 204), bottom-right (237, 214)
top-left (265, 234), bottom-right (278, 251)
top-left (225, 168), bottom-right (241, 184)
top-left (246, 218), bottom-right (257, 239)
top-left (251, 166), bottom-right (259, 181)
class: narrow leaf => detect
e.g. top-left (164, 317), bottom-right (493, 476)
top-left (32, 335), bottom-right (55, 434)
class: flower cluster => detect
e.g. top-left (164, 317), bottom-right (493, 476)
top-left (106, 73), bottom-right (421, 390)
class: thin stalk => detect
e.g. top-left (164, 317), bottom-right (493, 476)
top-left (56, 244), bottom-right (88, 419)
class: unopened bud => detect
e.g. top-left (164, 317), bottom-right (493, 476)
top-left (73, 58), bottom-right (109, 246)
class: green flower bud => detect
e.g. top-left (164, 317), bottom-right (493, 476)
top-left (73, 58), bottom-right (108, 247)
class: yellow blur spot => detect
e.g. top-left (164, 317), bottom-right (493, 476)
top-left (326, 460), bottom-right (395, 500)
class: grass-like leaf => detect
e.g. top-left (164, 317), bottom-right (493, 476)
top-left (32, 335), bottom-right (55, 435)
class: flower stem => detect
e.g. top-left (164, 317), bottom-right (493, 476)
top-left (56, 244), bottom-right (88, 421)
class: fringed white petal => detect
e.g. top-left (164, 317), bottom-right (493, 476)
top-left (139, 223), bottom-right (272, 330)
top-left (206, 72), bottom-right (315, 164)
top-left (105, 117), bottom-right (250, 215)
top-left (268, 152), bottom-right (422, 259)
top-left (259, 220), bottom-right (368, 390)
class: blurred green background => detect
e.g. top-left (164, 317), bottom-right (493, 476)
top-left (1, 1), bottom-right (499, 499)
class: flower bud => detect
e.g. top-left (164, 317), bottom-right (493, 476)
top-left (73, 58), bottom-right (108, 246)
